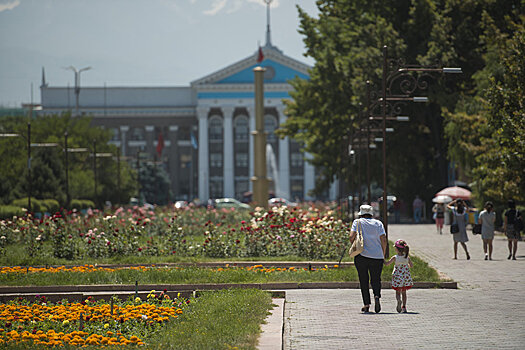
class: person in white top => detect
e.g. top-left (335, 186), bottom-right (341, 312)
top-left (478, 201), bottom-right (496, 260)
top-left (349, 205), bottom-right (387, 313)
top-left (384, 239), bottom-right (414, 313)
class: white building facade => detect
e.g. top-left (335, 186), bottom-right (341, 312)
top-left (39, 45), bottom-right (338, 203)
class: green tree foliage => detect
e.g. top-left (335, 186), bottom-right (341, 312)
top-left (444, 12), bottom-right (524, 206)
top-left (0, 113), bottom-right (137, 208)
top-left (138, 162), bottom-right (173, 206)
top-left (279, 0), bottom-right (522, 207)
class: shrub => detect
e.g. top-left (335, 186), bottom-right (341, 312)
top-left (11, 198), bottom-right (45, 213)
top-left (42, 199), bottom-right (60, 213)
top-left (0, 205), bottom-right (25, 219)
top-left (71, 199), bottom-right (95, 210)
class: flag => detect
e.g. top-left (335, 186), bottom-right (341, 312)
top-left (156, 131), bottom-right (164, 157)
top-left (190, 131), bottom-right (198, 150)
top-left (257, 45), bottom-right (264, 63)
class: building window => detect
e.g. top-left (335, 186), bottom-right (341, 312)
top-left (210, 153), bottom-right (222, 168)
top-left (234, 116), bottom-right (249, 141)
top-left (291, 153), bottom-right (303, 167)
top-left (235, 180), bottom-right (249, 200)
top-left (209, 117), bottom-right (223, 141)
top-left (265, 115), bottom-right (277, 143)
top-left (178, 126), bottom-right (191, 140)
top-left (291, 180), bottom-right (303, 201)
top-left (210, 178), bottom-right (223, 199)
top-left (235, 153), bottom-right (248, 167)
top-left (109, 128), bottom-right (119, 141)
top-left (130, 127), bottom-right (145, 141)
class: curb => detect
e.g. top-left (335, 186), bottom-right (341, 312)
top-left (0, 281), bottom-right (457, 303)
top-left (257, 298), bottom-right (285, 350)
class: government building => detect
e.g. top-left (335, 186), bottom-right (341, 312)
top-left (38, 19), bottom-right (338, 203)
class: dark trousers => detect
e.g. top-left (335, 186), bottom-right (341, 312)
top-left (354, 254), bottom-right (384, 305)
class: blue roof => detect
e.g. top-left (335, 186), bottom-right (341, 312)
top-left (216, 59), bottom-right (309, 84)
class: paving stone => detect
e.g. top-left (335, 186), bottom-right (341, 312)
top-left (284, 224), bottom-right (525, 349)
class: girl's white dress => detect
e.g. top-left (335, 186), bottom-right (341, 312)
top-left (391, 255), bottom-right (413, 291)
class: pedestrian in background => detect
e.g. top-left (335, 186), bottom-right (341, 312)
top-left (504, 199), bottom-right (521, 260)
top-left (447, 199), bottom-right (470, 260)
top-left (393, 198), bottom-right (401, 224)
top-left (349, 205), bottom-right (387, 313)
top-left (413, 195), bottom-right (424, 223)
top-left (432, 202), bottom-right (445, 234)
top-left (478, 201), bottom-right (496, 260)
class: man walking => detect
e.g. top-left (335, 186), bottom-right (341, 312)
top-left (413, 195), bottom-right (424, 224)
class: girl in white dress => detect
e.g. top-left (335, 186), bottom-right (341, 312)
top-left (385, 239), bottom-right (413, 313)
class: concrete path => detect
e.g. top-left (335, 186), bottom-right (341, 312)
top-left (284, 224), bottom-right (525, 349)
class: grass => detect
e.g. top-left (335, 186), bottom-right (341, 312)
top-left (0, 256), bottom-right (443, 286)
top-left (147, 289), bottom-right (273, 350)
top-left (0, 289), bottom-right (274, 350)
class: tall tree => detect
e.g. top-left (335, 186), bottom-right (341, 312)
top-left (279, 0), bottom-right (521, 209)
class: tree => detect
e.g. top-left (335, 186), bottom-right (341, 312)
top-left (279, 0), bottom-right (521, 208)
top-left (444, 11), bottom-right (524, 206)
top-left (0, 113), bottom-right (137, 208)
top-left (138, 162), bottom-right (173, 205)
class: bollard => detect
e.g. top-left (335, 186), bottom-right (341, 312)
top-left (110, 298), bottom-right (114, 315)
top-left (79, 313), bottom-right (84, 330)
top-left (26, 266), bottom-right (29, 274)
top-left (135, 281), bottom-right (138, 299)
top-left (308, 263), bottom-right (312, 271)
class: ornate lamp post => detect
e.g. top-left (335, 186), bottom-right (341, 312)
top-left (367, 45), bottom-right (461, 255)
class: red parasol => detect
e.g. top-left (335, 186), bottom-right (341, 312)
top-left (435, 186), bottom-right (471, 200)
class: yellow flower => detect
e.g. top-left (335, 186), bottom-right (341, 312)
top-left (62, 320), bottom-right (69, 326)
top-left (135, 297), bottom-right (141, 303)
top-left (104, 323), bottom-right (109, 329)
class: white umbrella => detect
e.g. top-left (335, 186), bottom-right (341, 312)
top-left (432, 195), bottom-right (452, 203)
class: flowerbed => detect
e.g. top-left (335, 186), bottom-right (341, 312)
top-left (0, 203), bottom-right (351, 264)
top-left (0, 292), bottom-right (189, 347)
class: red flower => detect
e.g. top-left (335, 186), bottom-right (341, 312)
top-left (138, 247), bottom-right (142, 252)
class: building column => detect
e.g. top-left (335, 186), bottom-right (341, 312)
top-left (304, 152), bottom-right (315, 201)
top-left (145, 125), bottom-right (155, 157)
top-left (168, 125), bottom-right (179, 199)
top-left (223, 106), bottom-right (235, 198)
top-left (119, 125), bottom-right (129, 156)
top-left (197, 106), bottom-right (209, 202)
top-left (277, 106), bottom-right (290, 199)
top-left (247, 105), bottom-right (255, 192)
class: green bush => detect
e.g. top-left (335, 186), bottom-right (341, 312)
top-left (42, 199), bottom-right (60, 213)
top-left (11, 198), bottom-right (45, 213)
top-left (70, 199), bottom-right (95, 210)
top-left (0, 205), bottom-right (25, 219)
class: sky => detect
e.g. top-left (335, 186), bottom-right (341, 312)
top-left (0, 0), bottom-right (319, 107)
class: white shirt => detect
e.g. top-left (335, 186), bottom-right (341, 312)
top-left (351, 218), bottom-right (386, 259)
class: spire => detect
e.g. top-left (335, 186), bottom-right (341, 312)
top-left (41, 66), bottom-right (48, 88)
top-left (264, 0), bottom-right (272, 47)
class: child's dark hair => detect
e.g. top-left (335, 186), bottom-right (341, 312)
top-left (394, 239), bottom-right (410, 258)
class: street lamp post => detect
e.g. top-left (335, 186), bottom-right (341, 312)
top-left (64, 132), bottom-right (69, 208)
top-left (65, 66), bottom-right (92, 117)
top-left (367, 45), bottom-right (462, 256)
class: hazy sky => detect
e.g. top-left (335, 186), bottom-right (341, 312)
top-left (0, 0), bottom-right (319, 107)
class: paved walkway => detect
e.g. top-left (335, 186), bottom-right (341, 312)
top-left (284, 224), bottom-right (525, 349)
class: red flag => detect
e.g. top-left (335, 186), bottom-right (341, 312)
top-left (257, 46), bottom-right (264, 63)
top-left (156, 132), bottom-right (164, 157)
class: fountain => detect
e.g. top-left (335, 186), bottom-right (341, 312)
top-left (266, 144), bottom-right (280, 197)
